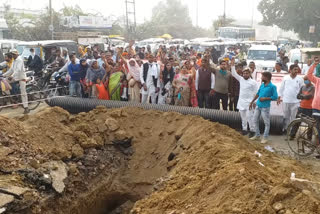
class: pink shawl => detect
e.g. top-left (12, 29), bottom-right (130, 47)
top-left (127, 58), bottom-right (140, 81)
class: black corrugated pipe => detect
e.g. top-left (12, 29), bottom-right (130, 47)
top-left (47, 97), bottom-right (283, 135)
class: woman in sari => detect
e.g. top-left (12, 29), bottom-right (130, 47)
top-left (172, 65), bottom-right (192, 106)
top-left (86, 60), bottom-right (106, 97)
top-left (120, 54), bottom-right (141, 102)
top-left (108, 63), bottom-right (125, 101)
top-left (185, 60), bottom-right (198, 107)
top-left (127, 58), bottom-right (141, 102)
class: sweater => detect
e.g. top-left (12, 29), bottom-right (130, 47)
top-left (68, 63), bottom-right (82, 81)
top-left (214, 70), bottom-right (231, 94)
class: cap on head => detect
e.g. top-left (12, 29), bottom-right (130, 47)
top-left (10, 49), bottom-right (19, 55)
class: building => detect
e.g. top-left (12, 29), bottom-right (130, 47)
top-left (0, 18), bottom-right (9, 39)
top-left (0, 7), bottom-right (44, 17)
top-left (0, 7), bottom-right (44, 39)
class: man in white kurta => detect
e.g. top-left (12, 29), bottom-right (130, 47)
top-left (277, 65), bottom-right (304, 133)
top-left (4, 49), bottom-right (29, 114)
top-left (140, 55), bottom-right (160, 104)
top-left (231, 59), bottom-right (259, 137)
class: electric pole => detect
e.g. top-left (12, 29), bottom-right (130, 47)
top-left (251, 0), bottom-right (254, 28)
top-left (49, 0), bottom-right (53, 39)
top-left (223, 0), bottom-right (226, 26)
top-left (125, 0), bottom-right (137, 40)
top-left (196, 0), bottom-right (199, 27)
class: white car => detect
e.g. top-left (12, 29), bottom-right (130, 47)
top-left (137, 38), bottom-right (165, 53)
top-left (247, 45), bottom-right (278, 72)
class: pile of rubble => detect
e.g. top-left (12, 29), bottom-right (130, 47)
top-left (0, 107), bottom-right (319, 214)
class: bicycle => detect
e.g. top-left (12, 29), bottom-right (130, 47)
top-left (286, 113), bottom-right (320, 157)
top-left (0, 75), bottom-right (43, 112)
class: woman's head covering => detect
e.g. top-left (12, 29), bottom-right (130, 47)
top-left (90, 59), bottom-right (98, 68)
top-left (127, 58), bottom-right (140, 82)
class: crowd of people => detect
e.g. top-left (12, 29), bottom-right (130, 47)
top-left (1, 42), bottom-right (320, 144)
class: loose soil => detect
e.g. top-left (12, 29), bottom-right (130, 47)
top-left (0, 106), bottom-right (320, 214)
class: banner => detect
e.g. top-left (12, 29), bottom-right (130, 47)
top-left (79, 16), bottom-right (112, 29)
top-left (61, 16), bottom-right (112, 30)
top-left (309, 25), bottom-right (315, 34)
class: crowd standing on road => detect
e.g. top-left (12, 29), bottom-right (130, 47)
top-left (1, 42), bottom-right (320, 144)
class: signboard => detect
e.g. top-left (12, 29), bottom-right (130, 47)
top-left (255, 72), bottom-right (304, 116)
top-left (309, 25), bottom-right (315, 34)
top-left (61, 16), bottom-right (80, 28)
top-left (79, 16), bottom-right (112, 29)
top-left (61, 16), bottom-right (112, 30)
top-left (78, 37), bottom-right (104, 46)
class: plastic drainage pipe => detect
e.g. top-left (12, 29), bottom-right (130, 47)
top-left (47, 96), bottom-right (283, 135)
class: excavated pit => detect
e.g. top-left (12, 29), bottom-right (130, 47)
top-left (1, 107), bottom-right (320, 214)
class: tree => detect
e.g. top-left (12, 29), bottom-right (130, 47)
top-left (3, 4), bottom-right (89, 41)
top-left (150, 0), bottom-right (193, 38)
top-left (258, 0), bottom-right (320, 42)
top-left (4, 5), bottom-right (64, 41)
top-left (134, 0), bottom-right (210, 40)
top-left (60, 5), bottom-right (88, 16)
top-left (212, 16), bottom-right (235, 31)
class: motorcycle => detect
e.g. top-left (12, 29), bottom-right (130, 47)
top-left (35, 64), bottom-right (56, 89)
top-left (44, 69), bottom-right (69, 104)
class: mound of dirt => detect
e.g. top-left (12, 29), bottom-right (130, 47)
top-left (0, 106), bottom-right (320, 214)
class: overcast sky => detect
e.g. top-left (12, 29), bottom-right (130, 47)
top-left (4, 0), bottom-right (263, 28)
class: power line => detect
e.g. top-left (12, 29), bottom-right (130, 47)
top-left (125, 0), bottom-right (136, 40)
top-left (49, 0), bottom-right (53, 40)
top-left (196, 0), bottom-right (199, 27)
top-left (251, 0), bottom-right (254, 28)
top-left (223, 0), bottom-right (226, 23)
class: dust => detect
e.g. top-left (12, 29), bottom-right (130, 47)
top-left (0, 106), bottom-right (320, 214)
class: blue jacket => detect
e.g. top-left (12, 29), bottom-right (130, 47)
top-left (256, 82), bottom-right (278, 108)
top-left (68, 63), bottom-right (82, 81)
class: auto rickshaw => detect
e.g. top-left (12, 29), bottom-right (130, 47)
top-left (16, 40), bottom-right (78, 64)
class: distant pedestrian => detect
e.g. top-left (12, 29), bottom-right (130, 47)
top-left (274, 62), bottom-right (287, 74)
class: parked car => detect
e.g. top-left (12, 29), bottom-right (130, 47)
top-left (247, 45), bottom-right (278, 72)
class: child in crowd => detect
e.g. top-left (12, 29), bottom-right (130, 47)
top-left (120, 78), bottom-right (129, 101)
top-left (95, 77), bottom-right (110, 100)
